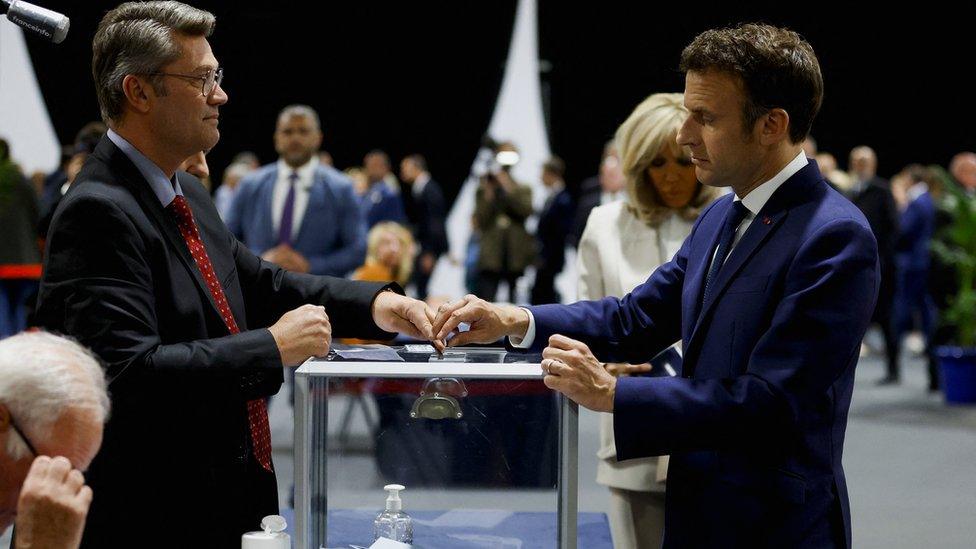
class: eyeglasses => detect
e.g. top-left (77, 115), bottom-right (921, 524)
top-left (147, 66), bottom-right (224, 97)
top-left (9, 415), bottom-right (38, 458)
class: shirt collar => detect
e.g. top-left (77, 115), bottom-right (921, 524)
top-left (107, 129), bottom-right (183, 206)
top-left (412, 172), bottom-right (431, 197)
top-left (276, 157), bottom-right (318, 188)
top-left (736, 150), bottom-right (808, 216)
top-left (908, 182), bottom-right (928, 201)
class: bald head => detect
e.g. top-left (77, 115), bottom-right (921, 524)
top-left (849, 146), bottom-right (877, 181)
top-left (950, 152), bottom-right (976, 191)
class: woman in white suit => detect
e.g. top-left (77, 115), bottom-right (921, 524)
top-left (578, 93), bottom-right (719, 548)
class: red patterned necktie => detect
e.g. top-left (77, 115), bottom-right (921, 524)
top-left (167, 195), bottom-right (274, 472)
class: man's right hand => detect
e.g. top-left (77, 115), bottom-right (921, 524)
top-left (268, 304), bottom-right (332, 366)
top-left (431, 294), bottom-right (528, 347)
top-left (14, 456), bottom-right (91, 549)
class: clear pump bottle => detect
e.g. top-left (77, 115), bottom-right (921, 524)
top-left (373, 484), bottom-right (413, 544)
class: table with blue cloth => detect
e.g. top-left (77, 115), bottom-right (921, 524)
top-left (279, 508), bottom-right (612, 548)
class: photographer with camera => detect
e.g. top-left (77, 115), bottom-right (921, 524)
top-left (473, 141), bottom-right (535, 302)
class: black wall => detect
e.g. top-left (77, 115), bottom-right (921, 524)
top-left (25, 2), bottom-right (976, 205)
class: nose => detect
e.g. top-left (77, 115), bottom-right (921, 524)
top-left (676, 116), bottom-right (697, 148)
top-left (208, 83), bottom-right (228, 106)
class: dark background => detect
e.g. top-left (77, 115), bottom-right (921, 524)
top-left (24, 1), bottom-right (976, 206)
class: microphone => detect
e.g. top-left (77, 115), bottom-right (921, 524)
top-left (2, 0), bottom-right (70, 44)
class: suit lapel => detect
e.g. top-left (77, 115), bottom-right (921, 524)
top-left (697, 209), bottom-right (786, 322)
top-left (682, 162), bottom-right (822, 376)
top-left (683, 201), bottom-right (726, 329)
top-left (103, 143), bottom-right (226, 325)
top-left (181, 174), bottom-right (247, 329)
top-left (293, 169), bottom-right (334, 245)
top-left (260, 168), bottom-right (278, 247)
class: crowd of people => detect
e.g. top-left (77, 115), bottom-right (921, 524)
top-left (1, 1), bottom-right (975, 548)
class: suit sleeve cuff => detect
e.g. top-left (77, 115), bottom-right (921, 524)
top-left (508, 307), bottom-right (536, 348)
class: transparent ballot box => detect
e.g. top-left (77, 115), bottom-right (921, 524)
top-left (294, 345), bottom-right (579, 549)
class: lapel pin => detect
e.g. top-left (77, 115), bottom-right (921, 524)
top-left (762, 216), bottom-right (772, 225)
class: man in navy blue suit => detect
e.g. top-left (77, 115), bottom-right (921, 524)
top-left (227, 105), bottom-right (366, 277)
top-left (433, 24), bottom-right (879, 548)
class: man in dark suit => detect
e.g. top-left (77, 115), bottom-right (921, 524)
top-left (893, 166), bottom-right (939, 390)
top-left (399, 154), bottom-right (448, 300)
top-left (848, 146), bottom-right (902, 384)
top-left (570, 141), bottom-right (625, 248)
top-left (361, 150), bottom-right (407, 229)
top-left (433, 24), bottom-right (878, 548)
top-left (33, 3), bottom-right (438, 546)
top-left (226, 104), bottom-right (367, 277)
top-left (531, 156), bottom-right (574, 304)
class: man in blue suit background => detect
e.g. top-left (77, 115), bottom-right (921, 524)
top-left (433, 24), bottom-right (879, 548)
top-left (227, 105), bottom-right (366, 277)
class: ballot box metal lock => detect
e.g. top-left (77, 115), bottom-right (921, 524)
top-left (410, 377), bottom-right (467, 420)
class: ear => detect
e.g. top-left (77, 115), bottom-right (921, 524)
top-left (759, 108), bottom-right (791, 146)
top-left (121, 74), bottom-right (154, 115)
top-left (312, 129), bottom-right (323, 151)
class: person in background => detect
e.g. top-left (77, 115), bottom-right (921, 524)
top-left (343, 223), bottom-right (416, 345)
top-left (949, 151), bottom-right (976, 197)
top-left (232, 150), bottom-right (260, 170)
top-left (892, 165), bottom-right (940, 391)
top-left (474, 141), bottom-right (535, 302)
top-left (0, 138), bottom-right (41, 338)
top-left (848, 145), bottom-right (901, 384)
top-left (802, 135), bottom-right (817, 157)
top-left (571, 141), bottom-right (626, 248)
top-left (578, 92), bottom-right (719, 548)
top-left (0, 331), bottom-right (109, 549)
top-left (399, 154), bottom-right (448, 300)
top-left (531, 156), bottom-right (574, 305)
top-left (178, 150), bottom-right (210, 191)
top-left (352, 222), bottom-right (416, 289)
top-left (214, 161), bottom-right (253, 221)
top-left (40, 145), bottom-right (73, 205)
top-left (37, 123), bottom-right (108, 240)
top-left (227, 104), bottom-right (366, 277)
top-left (346, 167), bottom-right (369, 197)
top-left (814, 152), bottom-right (852, 193)
top-left (361, 150), bottom-right (406, 228)
top-left (318, 150), bottom-right (334, 167)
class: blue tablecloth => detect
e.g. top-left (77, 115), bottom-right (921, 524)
top-left (279, 508), bottom-right (612, 548)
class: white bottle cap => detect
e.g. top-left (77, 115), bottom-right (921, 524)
top-left (241, 515), bottom-right (289, 549)
top-left (384, 484), bottom-right (405, 512)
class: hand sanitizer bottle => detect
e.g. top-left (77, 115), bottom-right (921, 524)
top-left (373, 484), bottom-right (413, 544)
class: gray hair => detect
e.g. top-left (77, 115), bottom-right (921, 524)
top-left (92, 1), bottom-right (216, 124)
top-left (277, 104), bottom-right (321, 132)
top-left (0, 332), bottom-right (110, 460)
top-left (224, 162), bottom-right (254, 182)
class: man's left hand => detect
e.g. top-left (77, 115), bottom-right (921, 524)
top-left (542, 334), bottom-right (616, 412)
top-left (372, 291), bottom-right (445, 353)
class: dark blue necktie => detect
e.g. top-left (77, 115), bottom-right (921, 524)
top-left (702, 200), bottom-right (750, 305)
top-left (278, 171), bottom-right (299, 245)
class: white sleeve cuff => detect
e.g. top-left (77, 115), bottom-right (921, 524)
top-left (508, 307), bottom-right (536, 349)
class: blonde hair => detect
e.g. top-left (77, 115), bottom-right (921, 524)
top-left (365, 222), bottom-right (416, 287)
top-left (614, 92), bottom-right (719, 227)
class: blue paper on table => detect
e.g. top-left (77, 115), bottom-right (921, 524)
top-left (332, 345), bottom-right (404, 362)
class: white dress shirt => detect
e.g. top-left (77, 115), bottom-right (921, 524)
top-left (271, 157), bottom-right (318, 240)
top-left (412, 172), bottom-right (431, 198)
top-left (512, 150), bottom-right (808, 349)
